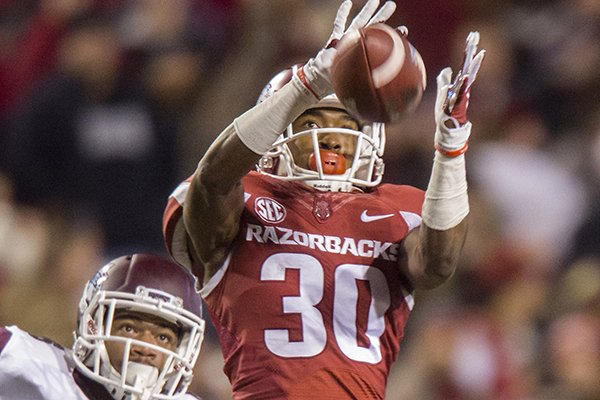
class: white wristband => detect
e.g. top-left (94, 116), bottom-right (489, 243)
top-left (435, 120), bottom-right (472, 156)
top-left (422, 152), bottom-right (469, 230)
top-left (234, 76), bottom-right (317, 155)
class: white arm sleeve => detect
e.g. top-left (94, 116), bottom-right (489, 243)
top-left (421, 152), bottom-right (469, 230)
top-left (234, 75), bottom-right (318, 155)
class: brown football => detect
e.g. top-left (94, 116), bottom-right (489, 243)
top-left (331, 23), bottom-right (427, 123)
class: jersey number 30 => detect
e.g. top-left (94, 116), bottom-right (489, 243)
top-left (261, 252), bottom-right (391, 364)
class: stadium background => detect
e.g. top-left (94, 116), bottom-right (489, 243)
top-left (0, 0), bottom-right (598, 398)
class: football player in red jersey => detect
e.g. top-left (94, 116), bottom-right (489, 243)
top-left (0, 254), bottom-right (206, 400)
top-left (163, 0), bottom-right (485, 398)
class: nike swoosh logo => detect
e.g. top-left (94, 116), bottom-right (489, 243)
top-left (360, 210), bottom-right (395, 223)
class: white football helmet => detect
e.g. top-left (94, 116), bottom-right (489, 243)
top-left (72, 254), bottom-right (205, 400)
top-left (257, 65), bottom-right (386, 192)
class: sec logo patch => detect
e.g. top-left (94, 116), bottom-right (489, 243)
top-left (254, 197), bottom-right (286, 224)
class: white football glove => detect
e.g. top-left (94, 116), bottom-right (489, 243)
top-left (297, 0), bottom-right (397, 100)
top-left (434, 32), bottom-right (485, 157)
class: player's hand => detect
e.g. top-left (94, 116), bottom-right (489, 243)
top-left (296, 0), bottom-right (397, 100)
top-left (434, 32), bottom-right (485, 157)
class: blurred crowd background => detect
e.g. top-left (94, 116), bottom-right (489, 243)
top-left (0, 0), bottom-right (599, 399)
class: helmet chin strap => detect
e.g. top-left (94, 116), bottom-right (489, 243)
top-left (126, 362), bottom-right (159, 400)
top-left (106, 362), bottom-right (160, 400)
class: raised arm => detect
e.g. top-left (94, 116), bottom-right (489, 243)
top-left (401, 32), bottom-right (485, 290)
top-left (183, 0), bottom-right (398, 281)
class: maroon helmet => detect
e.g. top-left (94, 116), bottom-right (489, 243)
top-left (72, 254), bottom-right (205, 399)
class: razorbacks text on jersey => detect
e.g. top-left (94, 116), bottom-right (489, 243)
top-left (164, 171), bottom-right (424, 399)
top-left (0, 326), bottom-right (201, 400)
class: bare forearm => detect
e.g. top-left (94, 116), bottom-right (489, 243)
top-left (196, 126), bottom-right (260, 194)
top-left (402, 151), bottom-right (469, 289)
top-left (182, 127), bottom-right (252, 274)
top-left (183, 74), bottom-right (317, 275)
top-left (418, 220), bottom-right (467, 288)
top-left (183, 171), bottom-right (244, 278)
top-left (401, 219), bottom-right (467, 290)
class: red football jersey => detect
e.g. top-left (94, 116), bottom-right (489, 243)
top-left (163, 171), bottom-right (424, 399)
